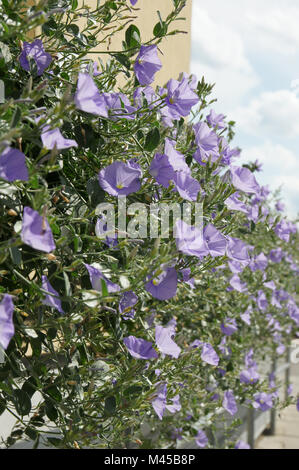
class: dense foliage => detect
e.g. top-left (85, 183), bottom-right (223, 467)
top-left (0, 0), bottom-right (298, 449)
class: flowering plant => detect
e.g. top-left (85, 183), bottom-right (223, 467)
top-left (0, 0), bottom-right (298, 449)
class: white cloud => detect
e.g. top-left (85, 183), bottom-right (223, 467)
top-left (246, 6), bottom-right (299, 56)
top-left (190, 7), bottom-right (259, 111)
top-left (239, 142), bottom-right (299, 218)
top-left (234, 89), bottom-right (299, 138)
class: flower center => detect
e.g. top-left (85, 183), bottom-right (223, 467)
top-left (152, 278), bottom-right (160, 286)
top-left (116, 183), bottom-right (124, 189)
top-left (169, 97), bottom-right (175, 104)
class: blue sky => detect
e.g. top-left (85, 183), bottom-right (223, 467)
top-left (190, 0), bottom-right (299, 219)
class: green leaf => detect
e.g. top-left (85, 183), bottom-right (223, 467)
top-left (144, 127), bottom-right (160, 151)
top-left (45, 400), bottom-right (58, 421)
top-left (125, 24), bottom-right (141, 49)
top-left (10, 107), bottom-right (21, 128)
top-left (153, 21), bottom-right (168, 37)
top-left (9, 246), bottom-right (22, 266)
top-left (104, 396), bottom-right (116, 415)
top-left (0, 397), bottom-right (6, 416)
top-left (101, 278), bottom-right (109, 297)
top-left (13, 389), bottom-right (31, 416)
top-left (113, 53), bottom-right (131, 70)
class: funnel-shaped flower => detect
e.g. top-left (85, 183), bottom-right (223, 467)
top-left (21, 207), bottom-right (55, 253)
top-left (134, 45), bottom-right (162, 85)
top-left (74, 72), bottom-right (108, 117)
top-left (99, 160), bottom-right (142, 196)
top-left (123, 335), bottom-right (158, 360)
top-left (145, 267), bottom-right (177, 300)
top-left (0, 147), bottom-right (29, 182)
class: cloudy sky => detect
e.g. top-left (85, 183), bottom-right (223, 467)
top-left (190, 0), bottom-right (299, 219)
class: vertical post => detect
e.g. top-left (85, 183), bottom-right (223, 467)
top-left (247, 408), bottom-right (255, 449)
top-left (269, 357), bottom-right (277, 435)
top-left (285, 347), bottom-right (291, 401)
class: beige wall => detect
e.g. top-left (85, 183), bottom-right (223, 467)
top-left (84, 0), bottom-right (193, 87)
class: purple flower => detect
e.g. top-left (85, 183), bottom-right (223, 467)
top-left (206, 109), bottom-right (226, 129)
top-left (164, 77), bottom-right (199, 118)
top-left (134, 45), bottom-right (162, 85)
top-left (119, 291), bottom-right (138, 320)
top-left (229, 274), bottom-right (247, 293)
top-left (235, 440), bottom-right (250, 449)
top-left (180, 268), bottom-right (195, 289)
top-left (201, 343), bottom-right (219, 366)
top-left (130, 0), bottom-right (138, 5)
top-left (253, 392), bottom-right (273, 411)
top-left (230, 166), bottom-right (259, 194)
top-left (166, 394), bottom-right (181, 414)
top-left (263, 280), bottom-right (275, 291)
top-left (98, 161), bottom-right (142, 196)
top-left (274, 220), bottom-right (292, 243)
top-left (21, 207), bottom-right (55, 253)
top-left (175, 219), bottom-right (209, 258)
top-left (145, 267), bottom-right (177, 300)
top-left (240, 306), bottom-right (252, 325)
top-left (155, 325), bottom-right (181, 358)
top-left (195, 429), bottom-right (208, 448)
top-left (133, 85), bottom-right (157, 109)
top-left (74, 72), bottom-right (108, 117)
top-left (149, 152), bottom-right (175, 188)
top-left (103, 92), bottom-right (136, 120)
top-left (204, 224), bottom-right (227, 257)
top-left (240, 367), bottom-right (260, 384)
top-left (151, 383), bottom-right (167, 419)
top-left (19, 39), bottom-right (52, 75)
top-left (95, 217), bottom-right (118, 248)
top-left (224, 192), bottom-right (248, 214)
top-left (275, 201), bottom-right (285, 212)
top-left (0, 147), bottom-right (29, 182)
top-left (227, 237), bottom-right (250, 264)
top-left (269, 248), bottom-right (284, 263)
top-left (41, 275), bottom-right (64, 314)
top-left (221, 318), bottom-right (238, 336)
top-left (193, 122), bottom-right (219, 164)
top-left (296, 398), bottom-right (299, 412)
top-left (223, 390), bottom-right (238, 416)
top-left (0, 294), bottom-right (14, 350)
top-left (85, 264), bottom-right (119, 293)
top-left (40, 126), bottom-right (78, 150)
top-left (256, 290), bottom-right (268, 312)
top-left (250, 252), bottom-right (268, 272)
top-left (123, 335), bottom-right (158, 360)
top-left (172, 171), bottom-right (201, 202)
